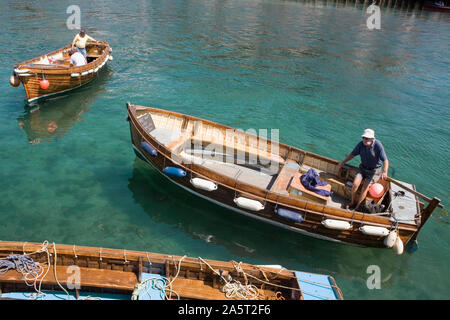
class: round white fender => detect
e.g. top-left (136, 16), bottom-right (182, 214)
top-left (190, 178), bottom-right (217, 192)
top-left (108, 55), bottom-right (113, 61)
top-left (384, 230), bottom-right (397, 248)
top-left (360, 225), bottom-right (389, 237)
top-left (234, 197), bottom-right (264, 212)
top-left (81, 71), bottom-right (89, 76)
top-left (393, 237), bottom-right (404, 255)
top-left (71, 73), bottom-right (80, 77)
top-left (321, 219), bottom-right (352, 231)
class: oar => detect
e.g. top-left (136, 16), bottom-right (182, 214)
top-left (386, 176), bottom-right (443, 209)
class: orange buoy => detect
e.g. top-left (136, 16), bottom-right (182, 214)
top-left (10, 74), bottom-right (20, 87)
top-left (47, 121), bottom-right (58, 133)
top-left (369, 183), bottom-right (384, 198)
top-left (40, 75), bottom-right (49, 90)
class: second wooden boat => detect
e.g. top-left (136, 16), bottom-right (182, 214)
top-left (126, 103), bottom-right (442, 253)
top-left (423, 1), bottom-right (450, 12)
top-left (10, 41), bottom-right (112, 103)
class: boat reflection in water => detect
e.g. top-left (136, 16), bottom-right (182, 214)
top-left (17, 68), bottom-right (111, 145)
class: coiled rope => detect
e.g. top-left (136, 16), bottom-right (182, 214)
top-left (198, 257), bottom-right (263, 300)
top-left (0, 241), bottom-right (72, 300)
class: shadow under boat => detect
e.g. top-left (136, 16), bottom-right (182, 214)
top-left (17, 67), bottom-right (112, 145)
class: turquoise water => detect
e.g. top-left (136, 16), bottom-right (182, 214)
top-left (1, 0), bottom-right (449, 299)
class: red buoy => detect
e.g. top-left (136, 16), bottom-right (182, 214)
top-left (40, 75), bottom-right (49, 90)
top-left (369, 183), bottom-right (384, 198)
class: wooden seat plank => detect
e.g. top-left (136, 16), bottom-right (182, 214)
top-left (290, 172), bottom-right (331, 204)
top-left (270, 160), bottom-right (299, 195)
top-left (0, 265), bottom-right (137, 291)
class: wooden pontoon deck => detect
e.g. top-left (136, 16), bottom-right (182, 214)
top-left (0, 241), bottom-right (343, 300)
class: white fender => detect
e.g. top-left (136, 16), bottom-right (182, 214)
top-left (190, 178), bottom-right (217, 192)
top-left (108, 55), bottom-right (113, 61)
top-left (88, 69), bottom-right (94, 74)
top-left (384, 230), bottom-right (397, 248)
top-left (14, 68), bottom-right (30, 74)
top-left (393, 237), bottom-right (404, 255)
top-left (360, 225), bottom-right (389, 237)
top-left (94, 67), bottom-right (99, 72)
top-left (234, 197), bottom-right (264, 212)
top-left (81, 71), bottom-right (89, 76)
top-left (321, 219), bottom-right (352, 231)
top-left (256, 265), bottom-right (284, 269)
top-left (71, 73), bottom-right (80, 77)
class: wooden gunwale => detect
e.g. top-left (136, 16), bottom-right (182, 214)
top-left (0, 241), bottom-right (295, 280)
top-left (127, 103), bottom-right (420, 243)
top-left (14, 41), bottom-right (110, 75)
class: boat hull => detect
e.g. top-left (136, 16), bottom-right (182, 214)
top-left (423, 3), bottom-right (450, 12)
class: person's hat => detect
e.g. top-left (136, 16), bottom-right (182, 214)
top-left (80, 29), bottom-right (86, 34)
top-left (362, 128), bottom-right (375, 139)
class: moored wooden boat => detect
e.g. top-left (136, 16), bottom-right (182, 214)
top-left (423, 1), bottom-right (450, 12)
top-left (0, 241), bottom-right (343, 300)
top-left (10, 41), bottom-right (112, 103)
top-left (126, 103), bottom-right (442, 253)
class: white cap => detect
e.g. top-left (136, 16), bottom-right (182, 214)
top-left (362, 128), bottom-right (375, 139)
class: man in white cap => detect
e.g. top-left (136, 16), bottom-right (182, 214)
top-left (338, 129), bottom-right (389, 211)
top-left (71, 29), bottom-right (98, 58)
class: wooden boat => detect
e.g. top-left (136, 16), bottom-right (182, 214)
top-left (0, 241), bottom-right (343, 300)
top-left (423, 1), bottom-right (450, 12)
top-left (126, 103), bottom-right (442, 253)
top-left (10, 41), bottom-right (112, 103)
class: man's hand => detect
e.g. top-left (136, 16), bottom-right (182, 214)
top-left (382, 171), bottom-right (388, 180)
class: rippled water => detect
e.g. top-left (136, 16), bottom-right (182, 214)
top-left (0, 0), bottom-right (449, 299)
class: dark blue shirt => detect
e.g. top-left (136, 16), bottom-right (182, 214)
top-left (351, 140), bottom-right (387, 169)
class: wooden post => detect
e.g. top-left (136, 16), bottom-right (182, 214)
top-left (165, 260), bottom-right (170, 278)
top-left (411, 197), bottom-right (441, 242)
top-left (138, 257), bottom-right (142, 283)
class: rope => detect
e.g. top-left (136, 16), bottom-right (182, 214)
top-left (131, 255), bottom-right (185, 300)
top-left (0, 241), bottom-right (52, 299)
top-left (52, 242), bottom-right (71, 299)
top-left (198, 257), bottom-right (263, 300)
top-left (0, 241), bottom-right (80, 300)
top-left (131, 276), bottom-right (178, 300)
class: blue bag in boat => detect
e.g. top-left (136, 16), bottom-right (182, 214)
top-left (300, 168), bottom-right (332, 197)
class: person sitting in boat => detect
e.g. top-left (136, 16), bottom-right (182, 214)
top-left (69, 48), bottom-right (87, 67)
top-left (338, 128), bottom-right (389, 211)
top-left (71, 29), bottom-right (98, 58)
